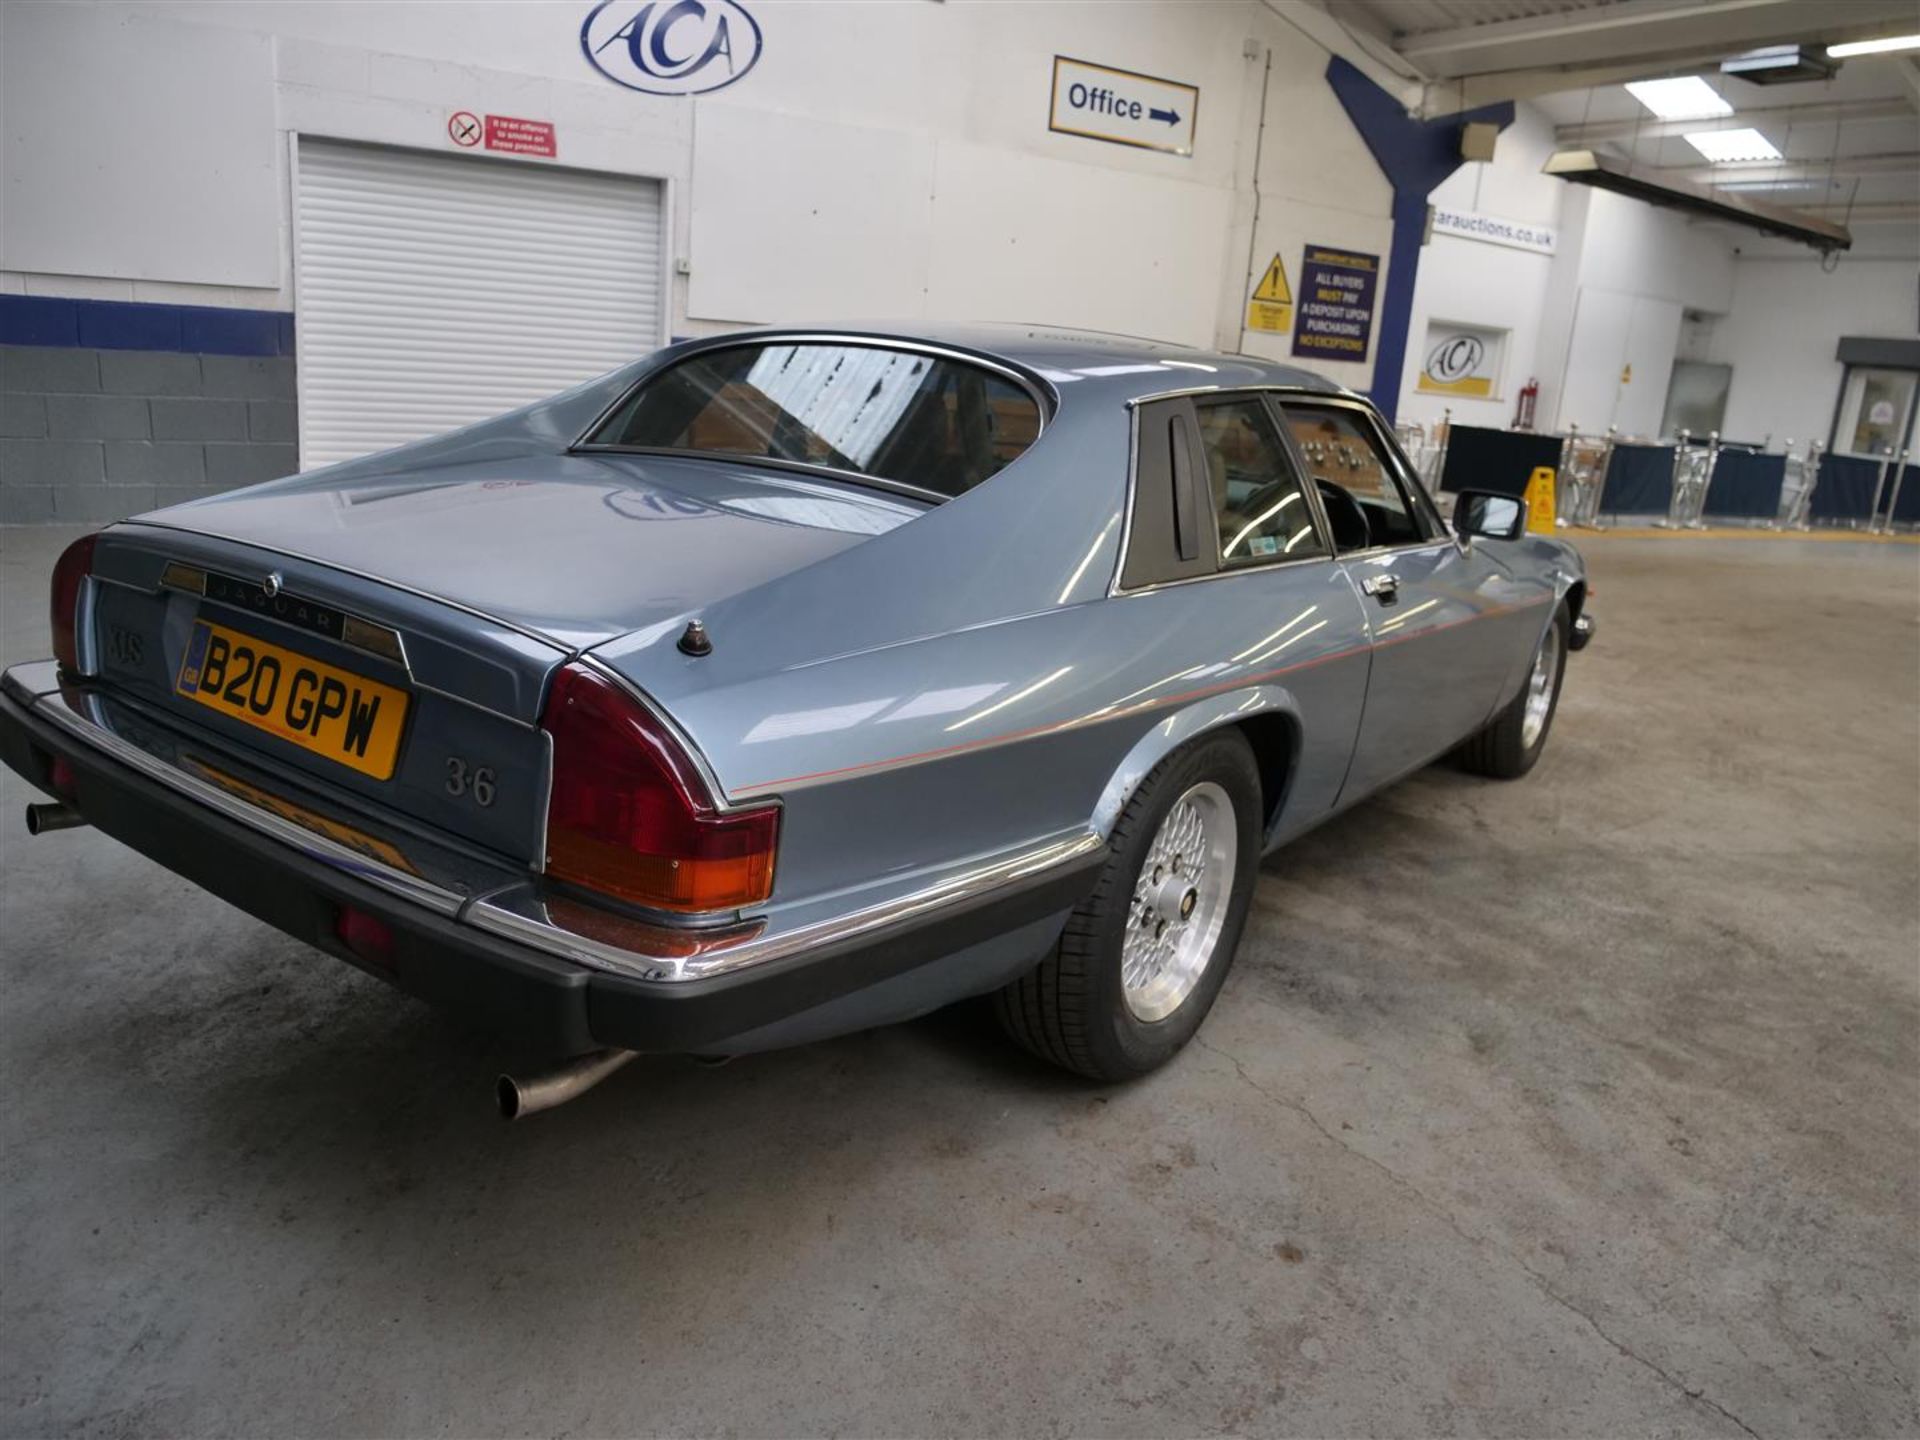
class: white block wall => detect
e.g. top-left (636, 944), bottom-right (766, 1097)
top-left (1713, 255), bottom-right (1920, 451)
top-left (0, 0), bottom-right (1404, 388)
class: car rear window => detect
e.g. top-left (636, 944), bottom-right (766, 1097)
top-left (584, 342), bottom-right (1043, 499)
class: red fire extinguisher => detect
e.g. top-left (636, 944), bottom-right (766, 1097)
top-left (1513, 378), bottom-right (1539, 431)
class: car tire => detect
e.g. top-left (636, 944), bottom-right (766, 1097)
top-left (1457, 603), bottom-right (1569, 780)
top-left (995, 729), bottom-right (1262, 1082)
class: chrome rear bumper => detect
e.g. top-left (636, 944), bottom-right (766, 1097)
top-left (2, 662), bottom-right (1103, 1054)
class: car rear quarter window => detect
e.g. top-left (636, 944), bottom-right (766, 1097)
top-left (1194, 399), bottom-right (1327, 567)
top-left (585, 343), bottom-right (1042, 499)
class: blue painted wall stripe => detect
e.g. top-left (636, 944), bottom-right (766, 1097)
top-left (0, 296), bottom-right (293, 357)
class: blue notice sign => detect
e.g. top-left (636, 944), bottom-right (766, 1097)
top-left (1291, 244), bottom-right (1379, 362)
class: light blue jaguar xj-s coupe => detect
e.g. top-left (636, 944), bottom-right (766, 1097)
top-left (1, 325), bottom-right (1591, 1114)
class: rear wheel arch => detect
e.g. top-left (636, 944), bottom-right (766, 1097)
top-left (998, 726), bottom-right (1264, 1080)
top-left (1090, 690), bottom-right (1302, 844)
top-left (1234, 710), bottom-right (1298, 836)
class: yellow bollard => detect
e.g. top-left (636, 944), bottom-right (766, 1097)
top-left (1523, 465), bottom-right (1557, 534)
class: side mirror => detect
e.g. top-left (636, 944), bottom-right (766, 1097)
top-left (1453, 489), bottom-right (1526, 542)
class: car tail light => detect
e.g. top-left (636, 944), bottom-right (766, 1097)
top-left (50, 532), bottom-right (99, 675)
top-left (540, 662), bottom-right (778, 913)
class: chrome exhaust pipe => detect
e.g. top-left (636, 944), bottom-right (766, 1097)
top-left (497, 1048), bottom-right (637, 1120)
top-left (25, 802), bottom-right (87, 835)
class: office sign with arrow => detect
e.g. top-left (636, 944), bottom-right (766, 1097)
top-left (1049, 56), bottom-right (1198, 157)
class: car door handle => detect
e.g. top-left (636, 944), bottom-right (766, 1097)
top-left (1360, 574), bottom-right (1400, 600)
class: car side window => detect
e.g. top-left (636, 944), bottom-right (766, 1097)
top-left (1194, 399), bottom-right (1327, 567)
top-left (1281, 404), bottom-right (1429, 551)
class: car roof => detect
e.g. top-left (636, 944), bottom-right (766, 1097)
top-left (707, 322), bottom-right (1353, 410)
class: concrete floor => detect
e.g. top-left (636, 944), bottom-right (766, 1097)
top-left (1, 524), bottom-right (1915, 1438)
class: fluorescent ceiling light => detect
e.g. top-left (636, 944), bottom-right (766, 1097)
top-left (1684, 128), bottom-right (1783, 163)
top-left (1712, 178), bottom-right (1816, 193)
top-left (1625, 76), bottom-right (1733, 120)
top-left (1827, 33), bottom-right (1920, 57)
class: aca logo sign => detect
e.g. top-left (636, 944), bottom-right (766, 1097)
top-left (1416, 323), bottom-right (1503, 398)
top-left (1425, 334), bottom-right (1485, 386)
top-left (581, 0), bottom-right (763, 95)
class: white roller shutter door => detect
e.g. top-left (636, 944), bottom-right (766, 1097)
top-left (295, 139), bottom-right (664, 469)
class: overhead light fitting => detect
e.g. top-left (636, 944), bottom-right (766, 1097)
top-left (1711, 178), bottom-right (1818, 194)
top-left (1542, 149), bottom-right (1851, 254)
top-left (1624, 76), bottom-right (1732, 120)
top-left (1721, 44), bottom-right (1840, 84)
top-left (1683, 128), bottom-right (1783, 163)
top-left (1827, 33), bottom-right (1920, 57)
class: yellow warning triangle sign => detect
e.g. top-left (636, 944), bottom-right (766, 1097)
top-left (1252, 254), bottom-right (1292, 303)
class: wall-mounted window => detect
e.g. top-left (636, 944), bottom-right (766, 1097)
top-left (1835, 367), bottom-right (1917, 459)
top-left (1660, 360), bottom-right (1733, 439)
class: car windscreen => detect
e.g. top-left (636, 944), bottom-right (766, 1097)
top-left (583, 343), bottom-right (1042, 499)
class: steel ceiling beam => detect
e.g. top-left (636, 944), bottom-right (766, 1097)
top-left (1396, 0), bottom-right (1918, 81)
top-left (1790, 200), bottom-right (1919, 220)
top-left (1554, 97), bottom-right (1915, 145)
top-left (1648, 151), bottom-right (1920, 185)
top-left (1899, 55), bottom-right (1920, 107)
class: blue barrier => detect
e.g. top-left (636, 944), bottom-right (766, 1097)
top-left (1702, 450), bottom-right (1785, 520)
top-left (1599, 444), bottom-right (1674, 516)
top-left (1884, 464), bottom-right (1919, 524)
top-left (1809, 454), bottom-right (1881, 521)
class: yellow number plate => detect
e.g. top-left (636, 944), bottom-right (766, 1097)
top-left (175, 620), bottom-right (409, 780)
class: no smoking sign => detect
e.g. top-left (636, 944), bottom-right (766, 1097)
top-left (445, 109), bottom-right (556, 158)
